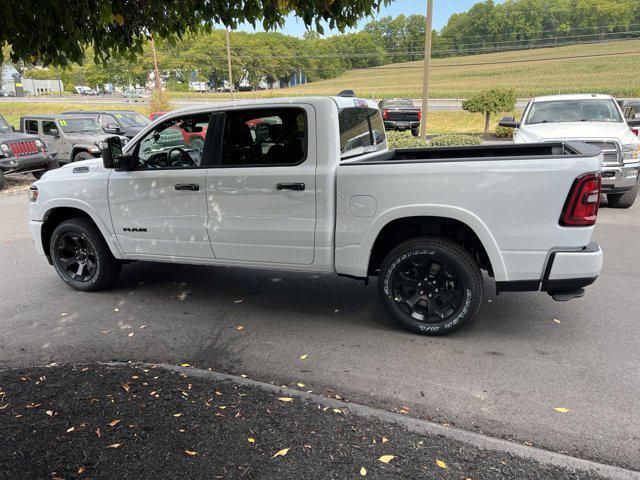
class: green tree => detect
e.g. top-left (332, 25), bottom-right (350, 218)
top-left (1, 0), bottom-right (391, 66)
top-left (462, 89), bottom-right (516, 134)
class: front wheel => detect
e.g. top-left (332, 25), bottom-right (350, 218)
top-left (50, 218), bottom-right (122, 291)
top-left (378, 237), bottom-right (483, 335)
top-left (73, 151), bottom-right (93, 163)
top-left (607, 184), bottom-right (638, 209)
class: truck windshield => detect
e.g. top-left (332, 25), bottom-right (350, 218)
top-left (0, 116), bottom-right (11, 132)
top-left (58, 118), bottom-right (103, 133)
top-left (339, 107), bottom-right (386, 159)
top-left (526, 99), bottom-right (623, 124)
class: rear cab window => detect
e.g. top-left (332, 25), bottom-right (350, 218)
top-left (339, 105), bottom-right (386, 159)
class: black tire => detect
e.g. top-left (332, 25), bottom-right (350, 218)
top-left (378, 237), bottom-right (483, 335)
top-left (50, 218), bottom-right (121, 291)
top-left (73, 151), bottom-right (93, 163)
top-left (33, 159), bottom-right (61, 179)
top-left (411, 127), bottom-right (420, 137)
top-left (607, 184), bottom-right (638, 209)
top-left (0, 171), bottom-right (4, 190)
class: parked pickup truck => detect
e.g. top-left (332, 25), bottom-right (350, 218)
top-left (0, 114), bottom-right (58, 188)
top-left (500, 94), bottom-right (640, 208)
top-left (379, 98), bottom-right (421, 137)
top-left (28, 97), bottom-right (604, 335)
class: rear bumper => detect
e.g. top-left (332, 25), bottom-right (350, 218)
top-left (384, 121), bottom-right (420, 130)
top-left (496, 242), bottom-right (603, 298)
top-left (601, 162), bottom-right (639, 192)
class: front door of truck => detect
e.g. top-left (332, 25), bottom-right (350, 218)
top-left (40, 120), bottom-right (66, 160)
top-left (206, 105), bottom-right (317, 265)
top-left (108, 112), bottom-right (214, 259)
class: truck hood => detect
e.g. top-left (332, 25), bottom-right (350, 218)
top-left (0, 131), bottom-right (40, 142)
top-left (516, 122), bottom-right (639, 144)
top-left (38, 158), bottom-right (103, 183)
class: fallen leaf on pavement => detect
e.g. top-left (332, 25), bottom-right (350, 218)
top-left (297, 382), bottom-right (305, 388)
top-left (299, 354), bottom-right (308, 360)
top-left (78, 466), bottom-right (86, 474)
top-left (66, 426), bottom-right (75, 433)
top-left (121, 383), bottom-right (130, 393)
top-left (108, 419), bottom-right (120, 427)
top-left (95, 428), bottom-right (101, 438)
top-left (234, 299), bottom-right (244, 304)
top-left (181, 363), bottom-right (190, 367)
top-left (378, 455), bottom-right (395, 463)
top-left (236, 325), bottom-right (244, 330)
top-left (360, 466), bottom-right (367, 476)
top-left (278, 397), bottom-right (294, 403)
top-left (0, 403), bottom-right (9, 410)
top-left (106, 443), bottom-right (121, 449)
top-left (332, 408), bottom-right (342, 414)
top-left (248, 437), bottom-right (255, 443)
top-left (272, 448), bottom-right (290, 458)
top-left (382, 436), bottom-right (389, 443)
top-left (436, 459), bottom-right (447, 469)
top-left (127, 332), bottom-right (134, 337)
top-left (100, 329), bottom-right (111, 335)
top-left (177, 292), bottom-right (188, 301)
top-left (553, 319), bottom-right (561, 324)
top-left (46, 410), bottom-right (54, 417)
top-left (185, 450), bottom-right (198, 456)
top-left (554, 407), bottom-right (570, 413)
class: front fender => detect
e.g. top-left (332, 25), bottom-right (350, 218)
top-left (351, 204), bottom-right (507, 281)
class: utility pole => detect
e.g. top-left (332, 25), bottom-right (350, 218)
top-left (150, 36), bottom-right (163, 100)
top-left (420, 0), bottom-right (434, 142)
top-left (226, 27), bottom-right (237, 101)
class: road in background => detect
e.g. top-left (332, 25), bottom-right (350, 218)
top-left (0, 96), bottom-right (531, 111)
top-left (0, 191), bottom-right (638, 470)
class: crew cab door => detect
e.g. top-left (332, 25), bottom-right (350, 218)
top-left (108, 112), bottom-right (214, 259)
top-left (206, 105), bottom-right (317, 265)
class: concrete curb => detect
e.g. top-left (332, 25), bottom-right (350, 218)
top-left (121, 362), bottom-right (639, 480)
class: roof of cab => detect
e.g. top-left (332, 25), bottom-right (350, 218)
top-left (531, 93), bottom-right (615, 103)
top-left (20, 114), bottom-right (97, 120)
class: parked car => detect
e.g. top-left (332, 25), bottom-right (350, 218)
top-left (63, 110), bottom-right (151, 139)
top-left (617, 98), bottom-right (640, 134)
top-left (500, 94), bottom-right (640, 208)
top-left (20, 114), bottom-right (128, 164)
top-left (0, 114), bottom-right (58, 188)
top-left (123, 92), bottom-right (145, 103)
top-left (378, 98), bottom-right (421, 137)
top-left (149, 111), bottom-right (167, 121)
top-left (0, 89), bottom-right (12, 98)
top-left (28, 97), bottom-right (603, 336)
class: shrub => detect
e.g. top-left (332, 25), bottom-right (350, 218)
top-left (148, 89), bottom-right (172, 114)
top-left (462, 88), bottom-right (516, 134)
top-left (494, 125), bottom-right (514, 138)
top-left (429, 134), bottom-right (482, 147)
top-left (385, 130), bottom-right (427, 149)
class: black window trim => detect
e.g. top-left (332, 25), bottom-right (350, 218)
top-left (210, 106), bottom-right (309, 169)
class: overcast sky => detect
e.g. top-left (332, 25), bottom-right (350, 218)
top-left (234, 0), bottom-right (506, 37)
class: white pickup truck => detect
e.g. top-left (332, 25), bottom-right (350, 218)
top-left (500, 93), bottom-right (640, 208)
top-left (28, 96), bottom-right (604, 335)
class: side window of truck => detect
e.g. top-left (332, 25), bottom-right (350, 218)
top-left (134, 113), bottom-right (210, 169)
top-left (25, 119), bottom-right (39, 134)
top-left (42, 121), bottom-right (58, 136)
top-left (220, 108), bottom-right (307, 167)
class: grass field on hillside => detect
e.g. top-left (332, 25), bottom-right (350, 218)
top-left (0, 102), bottom-right (518, 135)
top-left (172, 39), bottom-right (640, 99)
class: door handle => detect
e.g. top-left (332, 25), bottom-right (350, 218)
top-left (276, 183), bottom-right (305, 191)
top-left (175, 183), bottom-right (200, 191)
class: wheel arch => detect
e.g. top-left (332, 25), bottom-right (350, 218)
top-left (70, 146), bottom-right (98, 161)
top-left (357, 206), bottom-right (507, 281)
top-left (41, 206), bottom-right (118, 260)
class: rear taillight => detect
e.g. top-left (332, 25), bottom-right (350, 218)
top-left (632, 127), bottom-right (639, 136)
top-left (417, 110), bottom-right (422, 121)
top-left (383, 109), bottom-right (388, 120)
top-left (560, 173), bottom-right (601, 226)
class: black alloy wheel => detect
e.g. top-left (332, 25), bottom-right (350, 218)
top-left (54, 232), bottom-right (98, 283)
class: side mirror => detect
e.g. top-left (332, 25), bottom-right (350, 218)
top-left (498, 116), bottom-right (519, 128)
top-left (50, 128), bottom-right (60, 138)
top-left (104, 123), bottom-right (121, 134)
top-left (100, 136), bottom-right (125, 169)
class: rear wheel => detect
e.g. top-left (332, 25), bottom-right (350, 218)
top-left (378, 237), bottom-right (482, 335)
top-left (607, 184), bottom-right (638, 209)
top-left (411, 127), bottom-right (420, 137)
top-left (73, 151), bottom-right (93, 163)
top-left (50, 218), bottom-right (121, 291)
top-left (0, 171), bottom-right (4, 190)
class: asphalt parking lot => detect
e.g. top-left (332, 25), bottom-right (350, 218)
top-left (1, 189), bottom-right (638, 471)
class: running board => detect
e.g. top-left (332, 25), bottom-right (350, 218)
top-left (549, 288), bottom-right (585, 302)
